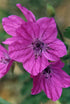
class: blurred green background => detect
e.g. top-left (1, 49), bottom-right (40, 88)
top-left (0, 0), bottom-right (70, 104)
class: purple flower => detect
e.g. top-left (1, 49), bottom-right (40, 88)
top-left (31, 60), bottom-right (70, 101)
top-left (0, 45), bottom-right (13, 78)
top-left (2, 4), bottom-right (67, 76)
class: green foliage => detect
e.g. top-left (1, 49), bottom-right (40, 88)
top-left (0, 98), bottom-right (11, 104)
top-left (62, 54), bottom-right (70, 60)
top-left (64, 27), bottom-right (70, 39)
top-left (0, 8), bottom-right (11, 44)
top-left (59, 65), bottom-right (70, 104)
top-left (63, 64), bottom-right (70, 75)
top-left (21, 92), bottom-right (48, 104)
top-left (64, 43), bottom-right (68, 50)
top-left (60, 87), bottom-right (70, 104)
top-left (0, 9), bottom-right (10, 24)
top-left (0, 30), bottom-right (11, 46)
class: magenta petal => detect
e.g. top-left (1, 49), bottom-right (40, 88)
top-left (2, 15), bottom-right (25, 36)
top-left (23, 53), bottom-right (49, 76)
top-left (3, 37), bottom-right (19, 45)
top-left (53, 67), bottom-right (70, 88)
top-left (0, 64), bottom-right (8, 78)
top-left (0, 60), bottom-right (13, 78)
top-left (42, 78), bottom-right (62, 101)
top-left (9, 41), bottom-right (31, 62)
top-left (31, 74), bottom-right (42, 95)
top-left (27, 22), bottom-right (40, 39)
top-left (52, 60), bottom-right (64, 68)
top-left (37, 17), bottom-right (50, 36)
top-left (43, 51), bottom-right (59, 61)
top-left (16, 22), bottom-right (34, 40)
top-left (48, 39), bottom-right (67, 57)
top-left (16, 4), bottom-right (36, 22)
top-left (37, 17), bottom-right (57, 42)
top-left (3, 35), bottom-right (26, 45)
top-left (0, 45), bottom-right (13, 78)
top-left (16, 22), bottom-right (40, 39)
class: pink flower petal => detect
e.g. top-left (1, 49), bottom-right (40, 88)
top-left (16, 22), bottom-right (40, 40)
top-left (53, 67), bottom-right (70, 88)
top-left (16, 22), bottom-right (34, 40)
top-left (37, 17), bottom-right (57, 42)
top-left (51, 60), bottom-right (64, 68)
top-left (43, 51), bottom-right (59, 61)
top-left (48, 39), bottom-right (67, 57)
top-left (0, 64), bottom-right (7, 78)
top-left (0, 60), bottom-right (13, 78)
top-left (31, 74), bottom-right (42, 95)
top-left (42, 78), bottom-right (62, 101)
top-left (9, 41), bottom-right (31, 62)
top-left (23, 54), bottom-right (49, 76)
top-left (2, 15), bottom-right (25, 36)
top-left (16, 4), bottom-right (36, 22)
top-left (3, 36), bottom-right (27, 45)
top-left (27, 22), bottom-right (40, 39)
top-left (0, 45), bottom-right (13, 78)
top-left (3, 37), bottom-right (19, 45)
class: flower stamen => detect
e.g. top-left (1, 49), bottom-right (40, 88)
top-left (43, 66), bottom-right (52, 78)
top-left (32, 39), bottom-right (44, 58)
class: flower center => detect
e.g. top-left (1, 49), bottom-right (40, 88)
top-left (33, 40), bottom-right (44, 50)
top-left (36, 43), bottom-right (40, 48)
top-left (32, 39), bottom-right (44, 58)
top-left (0, 53), bottom-right (10, 64)
top-left (0, 57), bottom-right (10, 64)
top-left (43, 66), bottom-right (52, 78)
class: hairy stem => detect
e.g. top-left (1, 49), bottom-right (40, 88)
top-left (56, 23), bottom-right (65, 42)
top-left (54, 18), bottom-right (65, 42)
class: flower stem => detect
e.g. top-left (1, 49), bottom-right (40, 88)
top-left (54, 18), bottom-right (65, 42)
top-left (56, 23), bottom-right (65, 42)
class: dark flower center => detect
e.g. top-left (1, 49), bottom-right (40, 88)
top-left (0, 53), bottom-right (10, 64)
top-left (0, 57), bottom-right (10, 64)
top-left (32, 39), bottom-right (44, 58)
top-left (44, 66), bottom-right (51, 74)
top-left (43, 66), bottom-right (52, 78)
top-left (33, 40), bottom-right (44, 50)
top-left (36, 43), bottom-right (40, 48)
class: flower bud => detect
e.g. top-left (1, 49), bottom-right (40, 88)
top-left (46, 4), bottom-right (55, 17)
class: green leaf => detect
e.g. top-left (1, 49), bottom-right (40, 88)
top-left (64, 27), bottom-right (70, 38)
top-left (62, 54), bottom-right (70, 60)
top-left (21, 92), bottom-right (48, 104)
top-left (64, 43), bottom-right (68, 50)
top-left (0, 98), bottom-right (11, 104)
top-left (60, 64), bottom-right (70, 104)
top-left (63, 64), bottom-right (70, 75)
